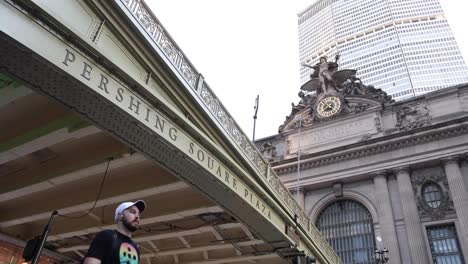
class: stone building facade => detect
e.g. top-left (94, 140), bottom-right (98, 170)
top-left (256, 82), bottom-right (468, 264)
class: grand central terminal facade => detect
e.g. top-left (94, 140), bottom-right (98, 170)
top-left (256, 77), bottom-right (468, 264)
top-left (1, 0), bottom-right (468, 264)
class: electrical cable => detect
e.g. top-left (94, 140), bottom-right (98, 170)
top-left (57, 158), bottom-right (112, 219)
top-left (143, 213), bottom-right (228, 232)
top-left (143, 219), bottom-right (215, 233)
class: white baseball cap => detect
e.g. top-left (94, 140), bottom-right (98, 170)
top-left (114, 200), bottom-right (146, 222)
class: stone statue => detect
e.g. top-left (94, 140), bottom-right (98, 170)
top-left (260, 142), bottom-right (275, 161)
top-left (285, 91), bottom-right (316, 122)
top-left (341, 76), bottom-right (366, 96)
top-left (396, 103), bottom-right (431, 130)
top-left (318, 55), bottom-right (340, 94)
top-left (302, 55), bottom-right (340, 95)
top-left (338, 75), bottom-right (394, 104)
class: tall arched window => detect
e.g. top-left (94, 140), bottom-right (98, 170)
top-left (316, 200), bottom-right (376, 264)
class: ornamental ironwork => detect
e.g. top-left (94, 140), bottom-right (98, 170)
top-left (118, 1), bottom-right (339, 261)
top-left (316, 200), bottom-right (376, 264)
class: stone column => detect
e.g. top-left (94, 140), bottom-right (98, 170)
top-left (373, 172), bottom-right (401, 264)
top-left (395, 167), bottom-right (429, 264)
top-left (294, 188), bottom-right (305, 210)
top-left (442, 157), bottom-right (468, 251)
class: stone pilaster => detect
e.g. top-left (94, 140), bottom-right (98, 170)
top-left (294, 188), bottom-right (305, 210)
top-left (395, 167), bottom-right (429, 264)
top-left (441, 156), bottom-right (468, 256)
top-left (373, 171), bottom-right (401, 264)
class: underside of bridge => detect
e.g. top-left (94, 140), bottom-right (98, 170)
top-left (0, 82), bottom-right (286, 264)
top-left (0, 0), bottom-right (340, 263)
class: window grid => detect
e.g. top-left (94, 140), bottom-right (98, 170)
top-left (422, 183), bottom-right (442, 208)
top-left (316, 200), bottom-right (376, 264)
top-left (427, 224), bottom-right (465, 264)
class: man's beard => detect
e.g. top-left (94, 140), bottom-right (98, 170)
top-left (122, 218), bottom-right (139, 232)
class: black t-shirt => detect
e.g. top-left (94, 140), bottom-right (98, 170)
top-left (84, 230), bottom-right (140, 264)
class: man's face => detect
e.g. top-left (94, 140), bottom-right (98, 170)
top-left (120, 205), bottom-right (141, 232)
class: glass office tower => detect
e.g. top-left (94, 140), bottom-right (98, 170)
top-left (298, 0), bottom-right (468, 101)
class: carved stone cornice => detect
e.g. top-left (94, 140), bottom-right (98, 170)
top-left (440, 155), bottom-right (461, 166)
top-left (369, 170), bottom-right (388, 182)
top-left (393, 166), bottom-right (410, 176)
top-left (290, 187), bottom-right (306, 194)
top-left (370, 170), bottom-right (387, 180)
top-left (273, 122), bottom-right (468, 175)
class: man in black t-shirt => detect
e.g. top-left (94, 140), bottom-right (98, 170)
top-left (83, 200), bottom-right (146, 264)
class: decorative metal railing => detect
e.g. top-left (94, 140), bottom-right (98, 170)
top-left (118, 0), bottom-right (339, 262)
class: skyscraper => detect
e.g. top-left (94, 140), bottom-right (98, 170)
top-left (298, 0), bottom-right (468, 101)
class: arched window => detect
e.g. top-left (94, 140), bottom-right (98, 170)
top-left (316, 200), bottom-right (376, 264)
top-left (422, 182), bottom-right (443, 209)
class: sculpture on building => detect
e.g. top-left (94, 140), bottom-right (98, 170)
top-left (396, 103), bottom-right (432, 130)
top-left (280, 55), bottom-right (395, 133)
top-left (302, 55), bottom-right (340, 95)
top-left (260, 142), bottom-right (276, 161)
top-left (290, 91), bottom-right (315, 114)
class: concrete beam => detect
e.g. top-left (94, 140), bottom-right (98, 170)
top-left (58, 220), bottom-right (237, 252)
top-left (0, 149), bottom-right (145, 203)
top-left (184, 254), bottom-right (279, 264)
top-left (141, 239), bottom-right (264, 258)
top-left (52, 206), bottom-right (223, 243)
top-left (178, 235), bottom-right (191, 248)
top-left (0, 181), bottom-right (189, 228)
top-left (148, 241), bottom-right (159, 252)
top-left (0, 126), bottom-right (100, 165)
top-left (0, 84), bottom-right (33, 108)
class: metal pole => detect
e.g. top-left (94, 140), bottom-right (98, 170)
top-left (252, 95), bottom-right (259, 142)
top-left (31, 210), bottom-right (57, 264)
top-left (295, 115), bottom-right (302, 203)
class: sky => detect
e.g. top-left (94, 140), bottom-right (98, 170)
top-left (145, 0), bottom-right (468, 140)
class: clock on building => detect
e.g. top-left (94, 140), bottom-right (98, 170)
top-left (316, 96), bottom-right (342, 118)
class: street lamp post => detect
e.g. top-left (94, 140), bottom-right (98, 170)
top-left (374, 248), bottom-right (389, 264)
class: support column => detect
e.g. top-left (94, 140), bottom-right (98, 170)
top-left (442, 157), bottom-right (468, 255)
top-left (373, 172), bottom-right (401, 264)
top-left (395, 167), bottom-right (429, 264)
top-left (294, 188), bottom-right (305, 210)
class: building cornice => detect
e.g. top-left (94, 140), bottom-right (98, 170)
top-left (273, 117), bottom-right (468, 175)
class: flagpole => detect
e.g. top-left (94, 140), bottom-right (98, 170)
top-left (252, 95), bottom-right (259, 142)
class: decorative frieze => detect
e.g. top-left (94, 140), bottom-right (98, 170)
top-left (396, 102), bottom-right (432, 131)
top-left (260, 142), bottom-right (276, 161)
top-left (121, 0), bottom-right (197, 88)
top-left (346, 102), bottom-right (371, 114)
top-left (274, 124), bottom-right (468, 175)
top-left (119, 0), bottom-right (271, 176)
